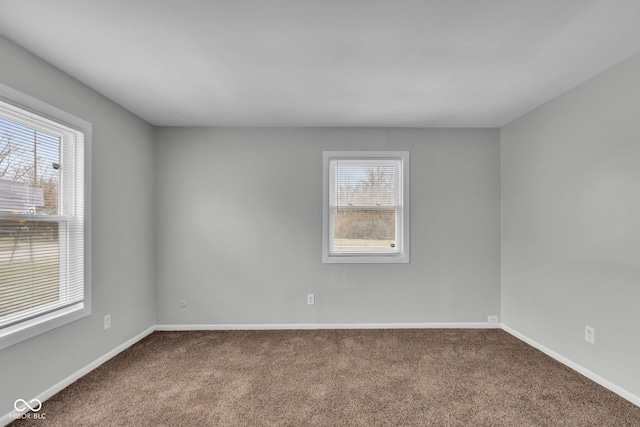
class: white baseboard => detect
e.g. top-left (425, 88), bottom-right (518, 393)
top-left (155, 322), bottom-right (501, 331)
top-left (0, 326), bottom-right (155, 427)
top-left (501, 324), bottom-right (640, 407)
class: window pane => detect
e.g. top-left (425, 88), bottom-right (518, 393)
top-left (332, 160), bottom-right (399, 206)
top-left (333, 209), bottom-right (397, 253)
top-left (0, 117), bottom-right (60, 215)
top-left (0, 220), bottom-right (60, 320)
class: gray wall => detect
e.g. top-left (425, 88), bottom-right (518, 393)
top-left (0, 35), bottom-right (156, 413)
top-left (501, 53), bottom-right (640, 396)
top-left (155, 128), bottom-right (501, 325)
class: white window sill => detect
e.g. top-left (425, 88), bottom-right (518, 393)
top-left (323, 253), bottom-right (410, 264)
top-left (0, 303), bottom-right (90, 350)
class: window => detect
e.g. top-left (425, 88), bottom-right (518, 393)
top-left (323, 151), bottom-right (409, 263)
top-left (0, 85), bottom-right (90, 350)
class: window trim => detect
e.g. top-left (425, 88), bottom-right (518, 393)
top-left (322, 151), bottom-right (410, 264)
top-left (0, 83), bottom-right (92, 350)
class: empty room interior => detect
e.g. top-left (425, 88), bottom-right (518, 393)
top-left (0, 1), bottom-right (639, 426)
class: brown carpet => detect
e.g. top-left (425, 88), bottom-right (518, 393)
top-left (10, 329), bottom-right (640, 426)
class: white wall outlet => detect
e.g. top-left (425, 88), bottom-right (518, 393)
top-left (585, 326), bottom-right (595, 344)
top-left (104, 314), bottom-right (111, 330)
top-left (307, 294), bottom-right (315, 305)
top-left (487, 315), bottom-right (499, 323)
top-left (179, 300), bottom-right (187, 308)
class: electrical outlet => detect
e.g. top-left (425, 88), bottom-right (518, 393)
top-left (585, 326), bottom-right (595, 344)
top-left (104, 314), bottom-right (111, 330)
top-left (179, 300), bottom-right (187, 308)
top-left (307, 294), bottom-right (315, 305)
top-left (487, 315), bottom-right (499, 323)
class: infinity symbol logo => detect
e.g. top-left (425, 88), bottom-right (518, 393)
top-left (14, 399), bottom-right (42, 412)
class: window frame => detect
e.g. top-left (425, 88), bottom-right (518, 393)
top-left (0, 83), bottom-right (91, 350)
top-left (322, 151), bottom-right (410, 264)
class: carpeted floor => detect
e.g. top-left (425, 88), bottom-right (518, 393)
top-left (10, 329), bottom-right (640, 426)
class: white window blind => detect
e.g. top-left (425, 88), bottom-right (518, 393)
top-left (330, 159), bottom-right (401, 254)
top-left (323, 151), bottom-right (410, 263)
top-left (0, 98), bottom-right (85, 330)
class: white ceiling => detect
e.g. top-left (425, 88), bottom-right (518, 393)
top-left (1, 0), bottom-right (640, 127)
